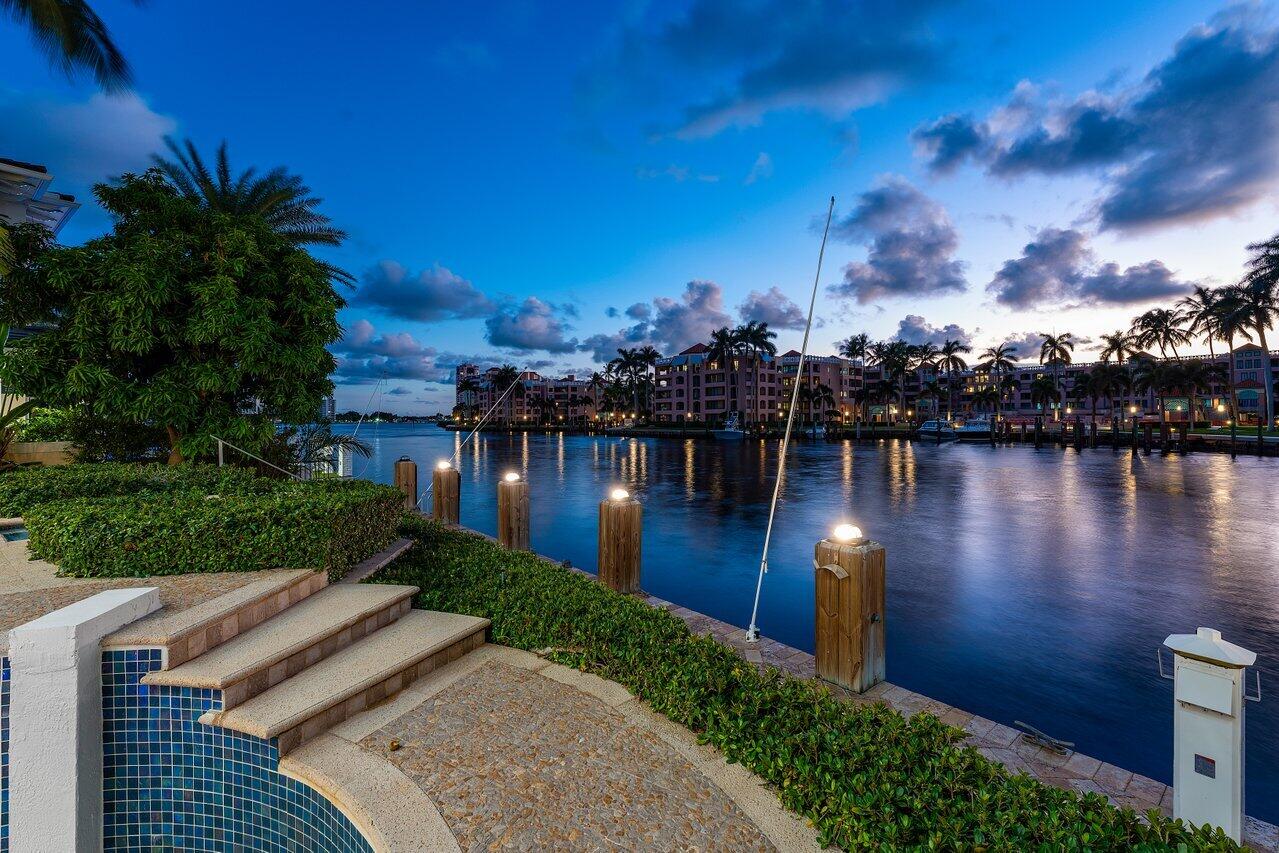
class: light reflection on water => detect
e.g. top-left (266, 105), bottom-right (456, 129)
top-left (341, 422), bottom-right (1279, 821)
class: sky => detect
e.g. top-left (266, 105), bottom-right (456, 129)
top-left (3, 0), bottom-right (1279, 414)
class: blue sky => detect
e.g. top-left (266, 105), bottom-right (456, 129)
top-left (3, 0), bottom-right (1278, 413)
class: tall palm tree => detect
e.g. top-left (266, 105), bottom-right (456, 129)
top-left (707, 326), bottom-right (743, 423)
top-left (588, 371), bottom-right (607, 418)
top-left (635, 344), bottom-right (661, 420)
top-left (1178, 360), bottom-right (1227, 426)
top-left (838, 333), bottom-right (871, 423)
top-left (971, 386), bottom-right (999, 415)
top-left (1039, 333), bottom-right (1075, 420)
top-left (3, 0), bottom-right (142, 90)
top-left (936, 339), bottom-right (971, 421)
top-left (739, 321), bottom-right (777, 426)
top-left (608, 348), bottom-right (644, 419)
top-left (1208, 286), bottom-right (1255, 425)
top-left (1131, 308), bottom-right (1191, 361)
top-left (491, 365), bottom-right (521, 426)
top-left (1179, 286), bottom-right (1221, 362)
top-left (1240, 241), bottom-right (1277, 426)
top-left (876, 340), bottom-right (913, 419)
top-left (979, 343), bottom-right (1017, 422)
top-left (1098, 329), bottom-right (1139, 417)
top-left (152, 139), bottom-right (350, 270)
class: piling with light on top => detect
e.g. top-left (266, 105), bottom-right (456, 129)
top-left (393, 456), bottom-right (418, 512)
top-left (432, 459), bottom-right (461, 525)
top-left (598, 487), bottom-right (641, 594)
top-left (814, 520), bottom-right (885, 694)
top-left (497, 471), bottom-right (529, 550)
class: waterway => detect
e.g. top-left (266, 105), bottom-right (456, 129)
top-left (338, 422), bottom-right (1279, 821)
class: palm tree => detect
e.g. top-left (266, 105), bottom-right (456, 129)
top-left (635, 345), bottom-right (661, 420)
top-left (587, 371), bottom-right (607, 418)
top-left (1207, 287), bottom-right (1254, 426)
top-left (875, 340), bottom-right (913, 419)
top-left (1178, 360), bottom-right (1227, 427)
top-left (1039, 333), bottom-right (1074, 419)
top-left (936, 339), bottom-right (971, 420)
top-left (153, 139), bottom-right (350, 259)
top-left (971, 386), bottom-right (999, 415)
top-left (491, 365), bottom-right (521, 426)
top-left (920, 378), bottom-right (946, 419)
top-left (1240, 241), bottom-right (1277, 427)
top-left (706, 327), bottom-right (741, 423)
top-left (1131, 308), bottom-right (1191, 361)
top-left (3, 0), bottom-right (142, 90)
top-left (1029, 375), bottom-right (1060, 416)
top-left (1179, 286), bottom-right (1221, 362)
top-left (1132, 359), bottom-right (1175, 424)
top-left (978, 343), bottom-right (1017, 422)
top-left (837, 333), bottom-right (870, 422)
top-left (1098, 329), bottom-right (1140, 417)
top-left (739, 321), bottom-right (778, 426)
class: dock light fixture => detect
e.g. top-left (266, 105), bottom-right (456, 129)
top-left (436, 459), bottom-right (452, 470)
top-left (503, 471), bottom-right (520, 482)
top-left (832, 523), bottom-right (864, 544)
top-left (1130, 406), bottom-right (1138, 414)
top-left (610, 488), bottom-right (630, 502)
top-left (1218, 404), bottom-right (1227, 412)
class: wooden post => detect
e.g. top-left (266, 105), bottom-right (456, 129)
top-left (1160, 422), bottom-right (1171, 454)
top-left (1073, 415), bottom-right (1084, 450)
top-left (1034, 417), bottom-right (1043, 448)
top-left (1178, 423), bottom-right (1189, 453)
top-left (1230, 420), bottom-right (1237, 459)
top-left (393, 457), bottom-right (418, 512)
top-left (598, 490), bottom-right (642, 594)
top-left (814, 534), bottom-right (886, 694)
top-left (431, 462), bottom-right (460, 525)
top-left (497, 474), bottom-right (530, 550)
top-left (1143, 423), bottom-right (1154, 455)
top-left (1131, 421), bottom-right (1139, 457)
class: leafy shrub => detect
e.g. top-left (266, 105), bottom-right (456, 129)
top-left (0, 463), bottom-right (271, 517)
top-left (13, 406), bottom-right (76, 442)
top-left (376, 518), bottom-right (1238, 851)
top-left (13, 465), bottom-right (403, 578)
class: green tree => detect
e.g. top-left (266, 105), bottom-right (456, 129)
top-left (491, 365), bottom-right (521, 425)
top-left (2, 0), bottom-right (142, 90)
top-left (1131, 308), bottom-right (1191, 361)
top-left (1039, 332), bottom-right (1074, 419)
top-left (1240, 237), bottom-right (1278, 427)
top-left (737, 321), bottom-right (777, 425)
top-left (1207, 287), bottom-right (1254, 424)
top-left (0, 171), bottom-right (343, 464)
top-left (978, 343), bottom-right (1017, 422)
top-left (837, 333), bottom-right (870, 422)
top-left (936, 339), bottom-right (971, 420)
top-left (1029, 375), bottom-right (1060, 415)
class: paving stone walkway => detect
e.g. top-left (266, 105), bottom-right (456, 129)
top-left (360, 657), bottom-right (786, 852)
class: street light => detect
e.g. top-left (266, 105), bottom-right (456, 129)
top-left (504, 471), bottom-right (520, 482)
top-left (610, 488), bottom-right (630, 501)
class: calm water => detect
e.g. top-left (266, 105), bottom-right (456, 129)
top-left (340, 423), bottom-right (1279, 821)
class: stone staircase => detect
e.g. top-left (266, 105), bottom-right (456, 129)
top-left (121, 569), bottom-right (489, 755)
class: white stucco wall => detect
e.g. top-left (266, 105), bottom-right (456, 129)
top-left (7, 587), bottom-right (159, 852)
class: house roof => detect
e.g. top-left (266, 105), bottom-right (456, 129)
top-left (679, 343), bottom-right (710, 355)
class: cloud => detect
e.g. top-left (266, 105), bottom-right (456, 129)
top-left (737, 286), bottom-right (806, 329)
top-left (0, 91), bottom-right (177, 187)
top-left (910, 113), bottom-right (984, 174)
top-left (485, 297), bottom-right (578, 353)
top-left (353, 261), bottom-right (494, 322)
top-left (635, 164), bottom-right (718, 182)
top-left (744, 152), bottom-right (774, 184)
top-left (331, 319), bottom-right (455, 383)
top-left (587, 0), bottom-right (947, 139)
top-left (987, 227), bottom-right (1195, 309)
top-left (914, 8), bottom-right (1279, 230)
top-left (997, 332), bottom-right (1045, 358)
top-left (578, 280), bottom-right (732, 362)
top-left (894, 314), bottom-right (973, 347)
top-left (386, 386), bottom-right (413, 396)
top-left (827, 176), bottom-right (967, 304)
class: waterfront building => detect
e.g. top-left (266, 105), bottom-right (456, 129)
top-left (455, 364), bottom-right (599, 424)
top-left (1, 157), bottom-right (78, 407)
top-left (458, 342), bottom-right (1275, 428)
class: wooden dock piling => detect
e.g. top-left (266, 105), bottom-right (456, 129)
top-left (497, 474), bottom-right (530, 550)
top-left (393, 457), bottom-right (418, 512)
top-left (814, 530), bottom-right (886, 694)
top-left (431, 461), bottom-right (460, 525)
top-left (598, 490), bottom-right (642, 594)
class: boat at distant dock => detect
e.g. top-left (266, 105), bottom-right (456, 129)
top-left (712, 412), bottom-right (745, 440)
top-left (916, 419), bottom-right (957, 441)
top-left (955, 415), bottom-right (997, 441)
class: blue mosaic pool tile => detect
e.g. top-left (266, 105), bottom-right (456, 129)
top-left (1, 656), bottom-right (9, 853)
top-left (101, 649), bottom-right (371, 852)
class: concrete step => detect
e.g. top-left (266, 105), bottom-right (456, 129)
top-left (203, 609), bottom-right (489, 754)
top-left (103, 569), bottom-right (327, 668)
top-left (143, 583), bottom-right (419, 709)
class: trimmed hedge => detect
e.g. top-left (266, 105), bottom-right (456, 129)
top-left (376, 518), bottom-right (1237, 851)
top-left (12, 464), bottom-right (403, 579)
top-left (0, 462), bottom-right (272, 517)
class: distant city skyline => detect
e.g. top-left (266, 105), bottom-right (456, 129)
top-left (3, 1), bottom-right (1278, 414)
